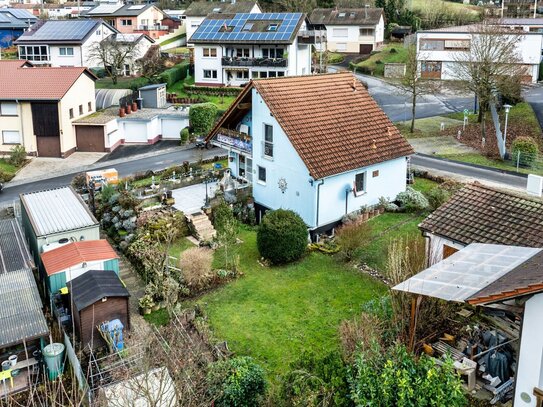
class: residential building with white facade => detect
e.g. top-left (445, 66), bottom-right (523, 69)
top-left (206, 73), bottom-right (414, 238)
top-left (416, 24), bottom-right (543, 83)
top-left (184, 0), bottom-right (261, 45)
top-left (190, 12), bottom-right (313, 87)
top-left (309, 7), bottom-right (384, 54)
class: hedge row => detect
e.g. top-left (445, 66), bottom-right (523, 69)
top-left (189, 103), bottom-right (219, 135)
top-left (184, 85), bottom-right (243, 96)
top-left (159, 62), bottom-right (189, 87)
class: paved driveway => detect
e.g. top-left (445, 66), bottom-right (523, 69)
top-left (171, 182), bottom-right (218, 215)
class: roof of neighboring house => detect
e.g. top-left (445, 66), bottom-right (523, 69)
top-left (0, 60), bottom-right (97, 101)
top-left (208, 72), bottom-right (414, 179)
top-left (190, 12), bottom-right (305, 44)
top-left (84, 3), bottom-right (162, 17)
top-left (0, 8), bottom-right (37, 29)
top-left (308, 8), bottom-right (384, 26)
top-left (419, 183), bottom-right (543, 247)
top-left (69, 269), bottom-right (130, 311)
top-left (0, 218), bottom-right (34, 273)
top-left (113, 33), bottom-right (154, 43)
top-left (74, 106), bottom-right (189, 125)
top-left (41, 240), bottom-right (119, 276)
top-left (468, 250), bottom-right (543, 305)
top-left (184, 0), bottom-right (258, 17)
top-left (20, 186), bottom-right (98, 237)
top-left (0, 268), bottom-right (49, 348)
top-left (418, 23), bottom-right (541, 35)
top-left (15, 19), bottom-right (113, 44)
top-left (500, 17), bottom-right (543, 25)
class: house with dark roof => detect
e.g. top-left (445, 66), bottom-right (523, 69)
top-left (419, 182), bottom-right (543, 262)
top-left (206, 72), bottom-right (414, 237)
top-left (184, 0), bottom-right (261, 44)
top-left (83, 4), bottom-right (168, 39)
top-left (190, 12), bottom-right (313, 86)
top-left (14, 19), bottom-right (117, 68)
top-left (393, 243), bottom-right (543, 407)
top-left (0, 8), bottom-right (37, 48)
top-left (308, 7), bottom-right (384, 54)
top-left (68, 269), bottom-right (130, 349)
top-left (0, 61), bottom-right (97, 157)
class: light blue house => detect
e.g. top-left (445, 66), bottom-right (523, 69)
top-left (207, 72), bottom-right (414, 238)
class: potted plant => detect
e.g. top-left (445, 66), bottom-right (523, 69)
top-left (139, 295), bottom-right (154, 315)
top-left (360, 205), bottom-right (369, 221)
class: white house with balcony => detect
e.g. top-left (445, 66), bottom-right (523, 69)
top-left (190, 12), bottom-right (315, 87)
top-left (416, 24), bottom-right (543, 83)
top-left (308, 7), bottom-right (384, 54)
top-left (205, 73), bottom-right (414, 238)
top-left (184, 0), bottom-right (261, 46)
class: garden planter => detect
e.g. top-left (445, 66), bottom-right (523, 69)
top-left (362, 212), bottom-right (369, 221)
top-left (379, 207), bottom-right (385, 214)
top-left (126, 104), bottom-right (132, 114)
top-left (119, 107), bottom-right (126, 118)
top-left (132, 102), bottom-right (138, 112)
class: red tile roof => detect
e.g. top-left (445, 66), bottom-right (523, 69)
top-left (209, 73), bottom-right (414, 179)
top-left (41, 240), bottom-right (118, 276)
top-left (0, 60), bottom-right (96, 101)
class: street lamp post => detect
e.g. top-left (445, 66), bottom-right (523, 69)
top-left (503, 104), bottom-right (512, 158)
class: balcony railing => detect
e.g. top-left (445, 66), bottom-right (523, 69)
top-left (298, 30), bottom-right (326, 44)
top-left (222, 57), bottom-right (288, 68)
top-left (136, 25), bottom-right (168, 31)
top-left (214, 127), bottom-right (252, 153)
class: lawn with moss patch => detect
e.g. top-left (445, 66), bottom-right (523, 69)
top-left (353, 44), bottom-right (408, 77)
top-left (144, 308), bottom-right (170, 326)
top-left (196, 228), bottom-right (386, 379)
top-left (95, 76), bottom-right (149, 89)
top-left (168, 76), bottom-right (236, 110)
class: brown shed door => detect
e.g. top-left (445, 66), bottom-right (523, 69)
top-left (31, 103), bottom-right (61, 157)
top-left (359, 44), bottom-right (373, 54)
top-left (76, 126), bottom-right (105, 152)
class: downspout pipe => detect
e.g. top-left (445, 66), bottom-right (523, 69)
top-left (345, 187), bottom-right (353, 215)
top-left (315, 179), bottom-right (324, 228)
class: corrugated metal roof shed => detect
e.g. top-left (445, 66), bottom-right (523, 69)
top-left (0, 218), bottom-right (34, 273)
top-left (21, 186), bottom-right (98, 237)
top-left (0, 269), bottom-right (49, 348)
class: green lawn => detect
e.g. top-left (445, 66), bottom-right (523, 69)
top-left (411, 0), bottom-right (481, 15)
top-left (144, 308), bottom-right (170, 326)
top-left (197, 228), bottom-right (386, 379)
top-left (168, 237), bottom-right (196, 260)
top-left (411, 177), bottom-right (439, 195)
top-left (95, 76), bottom-right (150, 89)
top-left (353, 44), bottom-right (409, 77)
top-left (437, 152), bottom-right (543, 176)
top-left (168, 76), bottom-right (237, 110)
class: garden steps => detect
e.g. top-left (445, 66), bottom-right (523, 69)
top-left (186, 212), bottom-right (216, 242)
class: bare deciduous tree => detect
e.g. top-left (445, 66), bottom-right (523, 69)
top-left (137, 46), bottom-right (166, 82)
top-left (88, 35), bottom-right (140, 85)
top-left (396, 44), bottom-right (439, 134)
top-left (452, 22), bottom-right (524, 139)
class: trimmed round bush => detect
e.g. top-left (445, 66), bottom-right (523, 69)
top-left (257, 209), bottom-right (307, 264)
top-left (512, 136), bottom-right (539, 167)
top-left (207, 357), bottom-right (267, 407)
top-left (180, 127), bottom-right (190, 144)
top-left (396, 187), bottom-right (430, 212)
top-left (189, 102), bottom-right (218, 135)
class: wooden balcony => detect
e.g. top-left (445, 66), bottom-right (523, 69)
top-left (214, 127), bottom-right (252, 153)
top-left (298, 30), bottom-right (326, 44)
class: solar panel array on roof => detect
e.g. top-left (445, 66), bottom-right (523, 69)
top-left (5, 8), bottom-right (37, 20)
top-left (0, 14), bottom-right (9, 23)
top-left (87, 4), bottom-right (123, 14)
top-left (17, 20), bottom-right (98, 42)
top-left (190, 12), bottom-right (303, 43)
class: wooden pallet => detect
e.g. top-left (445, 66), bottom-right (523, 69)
top-left (432, 340), bottom-right (465, 361)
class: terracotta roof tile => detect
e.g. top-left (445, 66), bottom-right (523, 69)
top-left (420, 183), bottom-right (543, 247)
top-left (249, 73), bottom-right (414, 179)
top-left (41, 240), bottom-right (118, 276)
top-left (0, 60), bottom-right (96, 101)
top-left (468, 250), bottom-right (543, 305)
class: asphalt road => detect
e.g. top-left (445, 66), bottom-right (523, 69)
top-left (0, 147), bottom-right (222, 204)
top-left (412, 155), bottom-right (527, 189)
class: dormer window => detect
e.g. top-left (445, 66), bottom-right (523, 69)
top-left (213, 7), bottom-right (221, 12)
top-left (267, 23), bottom-right (278, 32)
top-left (242, 22), bottom-right (253, 31)
top-left (338, 12), bottom-right (346, 18)
top-left (350, 12), bottom-right (355, 17)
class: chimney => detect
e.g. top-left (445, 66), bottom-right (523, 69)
top-left (365, 4), bottom-right (369, 19)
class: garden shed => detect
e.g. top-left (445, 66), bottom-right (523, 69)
top-left (68, 269), bottom-right (130, 349)
top-left (20, 186), bottom-right (99, 279)
top-left (394, 243), bottom-right (543, 406)
top-left (41, 239), bottom-right (119, 296)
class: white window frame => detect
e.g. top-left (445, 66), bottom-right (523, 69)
top-left (59, 47), bottom-right (74, 56)
top-left (354, 171), bottom-right (366, 196)
top-left (333, 28), bottom-right (348, 38)
top-left (2, 130), bottom-right (21, 145)
top-left (0, 102), bottom-right (18, 116)
top-left (203, 69), bottom-right (218, 79)
top-left (263, 124), bottom-right (273, 159)
top-left (203, 47), bottom-right (217, 58)
top-left (257, 165), bottom-right (266, 184)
